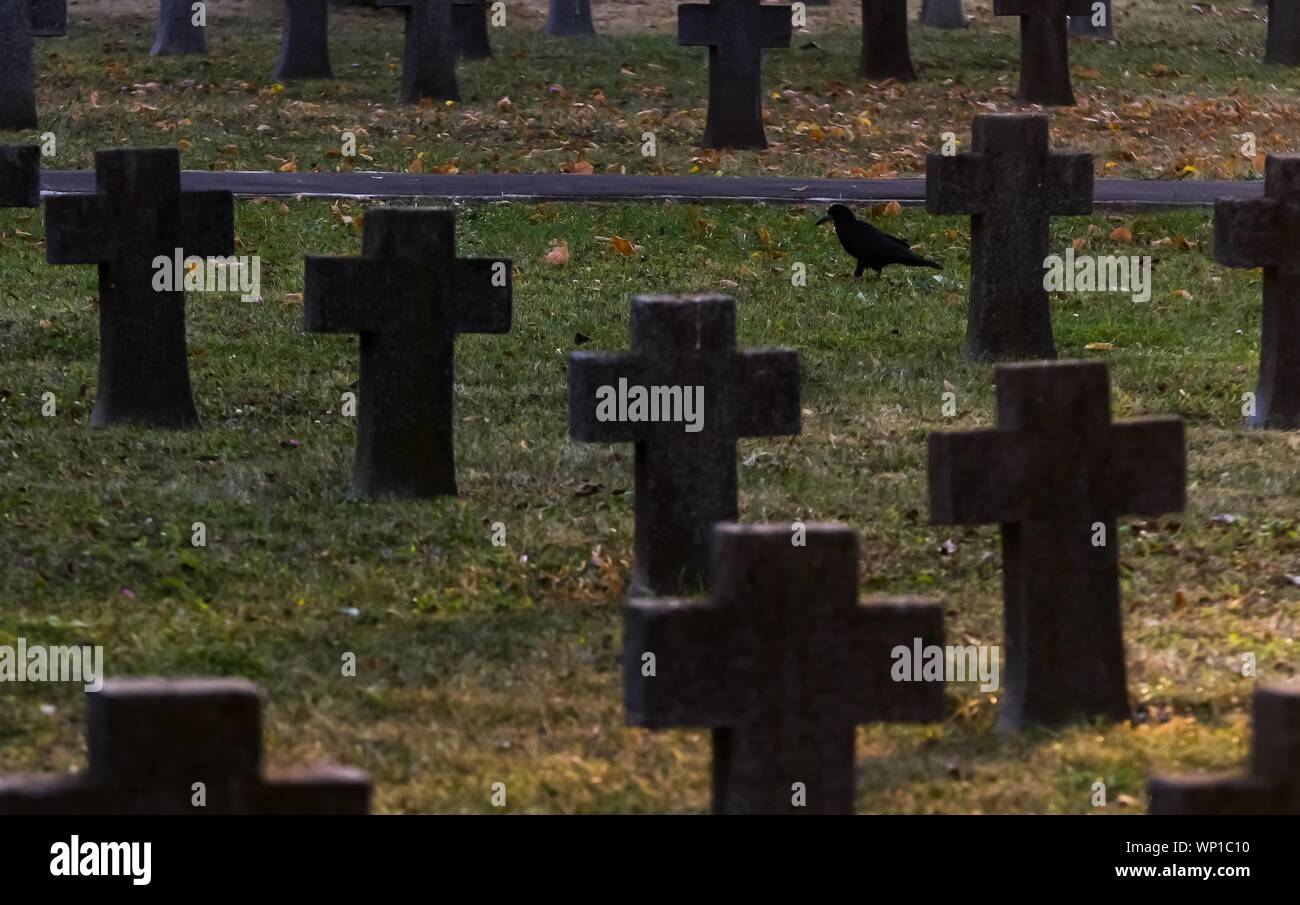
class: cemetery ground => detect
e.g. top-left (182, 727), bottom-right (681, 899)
top-left (24, 1), bottom-right (1300, 181)
top-left (2, 197), bottom-right (1298, 813)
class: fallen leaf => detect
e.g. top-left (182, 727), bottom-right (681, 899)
top-left (545, 240), bottom-right (570, 266)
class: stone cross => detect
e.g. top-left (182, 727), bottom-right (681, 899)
top-left (375, 0), bottom-right (460, 104)
top-left (304, 208), bottom-right (511, 500)
top-left (1069, 0), bottom-right (1113, 39)
top-left (928, 361), bottom-right (1185, 729)
top-left (926, 113), bottom-right (1093, 361)
top-left (568, 295), bottom-right (800, 594)
top-left (0, 679), bottom-right (371, 815)
top-left (30, 0), bottom-right (62, 33)
top-left (921, 0), bottom-right (965, 29)
top-left (453, 0), bottom-right (493, 59)
top-left (547, 0), bottom-right (595, 37)
top-left (45, 148), bottom-right (234, 429)
top-left (1267, 0), bottom-right (1300, 66)
top-left (678, 0), bottom-right (792, 150)
top-left (1149, 684), bottom-right (1300, 815)
top-left (861, 0), bottom-right (915, 81)
top-left (1216, 156), bottom-right (1300, 429)
top-left (625, 523), bottom-right (945, 814)
top-left (994, 0), bottom-right (1092, 106)
top-left (0, 145), bottom-right (40, 208)
top-left (0, 0), bottom-right (66, 130)
top-left (152, 0), bottom-right (207, 56)
top-left (273, 0), bottom-right (334, 80)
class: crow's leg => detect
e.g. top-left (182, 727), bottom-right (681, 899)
top-left (854, 261), bottom-right (866, 279)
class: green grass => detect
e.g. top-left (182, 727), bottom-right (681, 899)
top-left (1, 197), bottom-right (1296, 812)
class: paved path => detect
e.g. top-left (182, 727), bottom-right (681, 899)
top-left (38, 170), bottom-right (1261, 206)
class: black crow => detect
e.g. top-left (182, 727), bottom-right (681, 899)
top-left (816, 204), bottom-right (941, 278)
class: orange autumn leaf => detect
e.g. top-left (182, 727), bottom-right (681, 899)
top-left (1110, 226), bottom-right (1133, 244)
top-left (610, 236), bottom-right (636, 256)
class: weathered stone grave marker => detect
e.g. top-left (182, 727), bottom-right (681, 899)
top-left (678, 0), bottom-right (792, 150)
top-left (1069, 0), bottom-right (1113, 39)
top-left (0, 145), bottom-right (40, 208)
top-left (569, 295), bottom-right (800, 594)
top-left (453, 0), bottom-right (492, 59)
top-left (625, 523), bottom-right (945, 814)
top-left (921, 0), bottom-right (965, 29)
top-left (0, 679), bottom-right (371, 814)
top-left (1215, 155), bottom-right (1300, 428)
top-left (926, 113), bottom-right (1093, 361)
top-left (861, 0), bottom-right (915, 81)
top-left (1267, 0), bottom-right (1300, 65)
top-left (0, 0), bottom-right (67, 130)
top-left (152, 0), bottom-right (208, 56)
top-left (375, 0), bottom-right (461, 103)
top-left (928, 361), bottom-right (1185, 729)
top-left (547, 0), bottom-right (595, 37)
top-left (994, 0), bottom-right (1092, 106)
top-left (45, 148), bottom-right (233, 428)
top-left (1149, 684), bottom-right (1300, 815)
top-left (304, 208), bottom-right (511, 500)
top-left (273, 0), bottom-right (334, 80)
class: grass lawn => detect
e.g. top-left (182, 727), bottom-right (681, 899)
top-left (1, 196), bottom-right (1296, 813)
top-left (12, 0), bottom-right (1297, 180)
top-left (1, 0), bottom-right (1298, 814)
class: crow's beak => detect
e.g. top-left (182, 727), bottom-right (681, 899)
top-left (816, 215), bottom-right (831, 226)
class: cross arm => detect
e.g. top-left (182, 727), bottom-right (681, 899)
top-left (179, 190), bottom-right (235, 259)
top-left (1107, 417), bottom-right (1185, 517)
top-left (568, 351), bottom-right (653, 443)
top-left (925, 153), bottom-right (987, 215)
top-left (45, 195), bottom-right (114, 264)
top-left (257, 766), bottom-right (372, 815)
top-left (734, 348), bottom-right (800, 438)
top-left (928, 428), bottom-right (1027, 525)
top-left (0, 145), bottom-right (40, 207)
top-left (757, 5), bottom-right (794, 48)
top-left (994, 0), bottom-right (1094, 14)
top-left (1047, 152), bottom-right (1095, 216)
top-left (623, 596), bottom-right (741, 729)
top-left (303, 256), bottom-right (390, 335)
top-left (847, 598), bottom-right (947, 724)
top-left (1148, 774), bottom-right (1277, 815)
top-left (0, 774), bottom-right (97, 815)
top-left (450, 258), bottom-right (512, 334)
top-left (32, 0), bottom-right (69, 37)
top-left (677, 5), bottom-right (716, 47)
top-left (1215, 199), bottom-right (1296, 270)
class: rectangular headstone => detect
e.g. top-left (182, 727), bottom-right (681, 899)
top-left (0, 679), bottom-right (371, 814)
top-left (928, 361), bottom-right (1185, 729)
top-left (569, 295), bottom-right (800, 594)
top-left (625, 523), bottom-right (945, 814)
